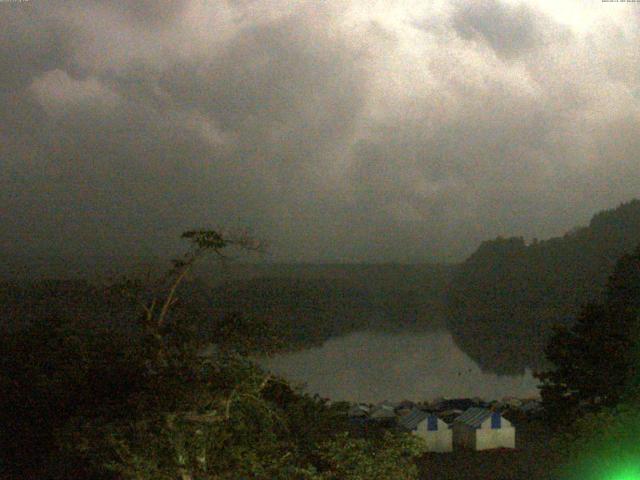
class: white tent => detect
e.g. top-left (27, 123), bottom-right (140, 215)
top-left (348, 404), bottom-right (370, 418)
top-left (369, 401), bottom-right (396, 421)
top-left (399, 408), bottom-right (452, 452)
top-left (452, 407), bottom-right (515, 451)
top-left (369, 403), bottom-right (396, 420)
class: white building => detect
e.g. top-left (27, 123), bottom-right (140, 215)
top-left (398, 408), bottom-right (453, 452)
top-left (452, 407), bottom-right (515, 451)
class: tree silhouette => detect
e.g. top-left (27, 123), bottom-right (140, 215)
top-left (537, 243), bottom-right (640, 425)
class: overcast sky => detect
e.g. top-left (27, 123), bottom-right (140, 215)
top-left (2, 0), bottom-right (640, 262)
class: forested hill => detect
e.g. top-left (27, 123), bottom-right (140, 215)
top-left (446, 199), bottom-right (640, 375)
top-left (0, 263), bottom-right (454, 353)
top-left (205, 263), bottom-right (453, 348)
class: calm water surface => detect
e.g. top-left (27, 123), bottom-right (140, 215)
top-left (260, 331), bottom-right (540, 403)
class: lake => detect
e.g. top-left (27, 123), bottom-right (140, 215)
top-left (260, 330), bottom-right (540, 403)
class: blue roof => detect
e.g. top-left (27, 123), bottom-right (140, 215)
top-left (399, 408), bottom-right (430, 430)
top-left (453, 407), bottom-right (494, 428)
top-left (398, 408), bottom-right (444, 431)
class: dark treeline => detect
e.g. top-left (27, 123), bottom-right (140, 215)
top-left (1, 232), bottom-right (427, 479)
top-left (446, 199), bottom-right (640, 374)
top-left (5, 200), bottom-right (640, 380)
top-left (207, 263), bottom-right (453, 348)
top-left (0, 263), bottom-right (453, 353)
top-left (5, 204), bottom-right (640, 478)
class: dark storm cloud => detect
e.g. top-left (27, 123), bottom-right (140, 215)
top-left (0, 2), bottom-right (369, 260)
top-left (0, 4), bottom-right (74, 91)
top-left (344, 97), bottom-right (558, 256)
top-left (85, 0), bottom-right (188, 26)
top-left (1, 0), bottom-right (639, 262)
top-left (450, 0), bottom-right (568, 60)
top-left (157, 11), bottom-right (365, 144)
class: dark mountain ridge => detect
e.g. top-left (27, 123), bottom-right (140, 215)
top-left (446, 199), bottom-right (640, 374)
top-left (4, 200), bottom-right (640, 377)
top-left (0, 262), bottom-right (454, 353)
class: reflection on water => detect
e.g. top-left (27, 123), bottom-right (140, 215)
top-left (260, 331), bottom-right (540, 403)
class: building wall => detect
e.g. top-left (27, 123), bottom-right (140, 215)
top-left (480, 415), bottom-right (513, 430)
top-left (415, 428), bottom-right (453, 452)
top-left (414, 417), bottom-right (453, 452)
top-left (475, 426), bottom-right (516, 450)
top-left (452, 422), bottom-right (516, 451)
top-left (476, 415), bottom-right (515, 450)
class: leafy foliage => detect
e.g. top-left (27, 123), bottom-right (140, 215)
top-left (1, 229), bottom-right (425, 479)
top-left (0, 314), bottom-right (147, 477)
top-left (536, 243), bottom-right (640, 425)
top-left (551, 403), bottom-right (640, 480)
top-left (316, 431), bottom-right (425, 480)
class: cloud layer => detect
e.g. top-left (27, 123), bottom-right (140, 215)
top-left (2, 0), bottom-right (640, 262)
